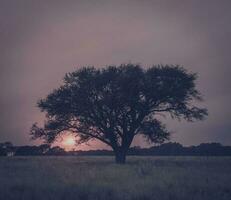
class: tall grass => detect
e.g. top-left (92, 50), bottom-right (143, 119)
top-left (0, 156), bottom-right (231, 200)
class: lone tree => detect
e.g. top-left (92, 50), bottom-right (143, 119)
top-left (31, 64), bottom-right (207, 163)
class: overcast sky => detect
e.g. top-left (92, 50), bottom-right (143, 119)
top-left (0, 0), bottom-right (231, 149)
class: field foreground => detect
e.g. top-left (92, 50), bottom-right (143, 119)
top-left (0, 156), bottom-right (231, 200)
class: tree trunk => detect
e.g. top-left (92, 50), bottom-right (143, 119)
top-left (115, 149), bottom-right (126, 164)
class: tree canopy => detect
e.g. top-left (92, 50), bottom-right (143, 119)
top-left (31, 64), bottom-right (207, 163)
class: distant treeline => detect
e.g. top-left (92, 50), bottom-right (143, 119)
top-left (0, 142), bottom-right (66, 156)
top-left (76, 143), bottom-right (231, 156)
top-left (1, 142), bottom-right (231, 156)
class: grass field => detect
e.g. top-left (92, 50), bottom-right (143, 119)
top-left (0, 156), bottom-right (231, 200)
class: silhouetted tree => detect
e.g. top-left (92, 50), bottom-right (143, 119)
top-left (31, 64), bottom-right (207, 163)
top-left (46, 146), bottom-right (65, 155)
top-left (0, 141), bottom-right (13, 149)
top-left (196, 143), bottom-right (223, 156)
top-left (0, 147), bottom-right (5, 156)
top-left (0, 142), bottom-right (14, 156)
top-left (15, 146), bottom-right (40, 156)
top-left (38, 144), bottom-right (51, 154)
top-left (159, 142), bottom-right (184, 155)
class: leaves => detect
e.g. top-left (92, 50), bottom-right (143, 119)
top-left (138, 119), bottom-right (170, 144)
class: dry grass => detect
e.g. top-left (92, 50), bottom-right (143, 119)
top-left (0, 156), bottom-right (231, 200)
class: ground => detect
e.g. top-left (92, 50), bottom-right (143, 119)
top-left (0, 156), bottom-right (231, 200)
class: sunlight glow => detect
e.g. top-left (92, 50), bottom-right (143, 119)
top-left (62, 136), bottom-right (76, 150)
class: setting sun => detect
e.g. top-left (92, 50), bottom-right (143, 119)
top-left (62, 136), bottom-right (76, 150)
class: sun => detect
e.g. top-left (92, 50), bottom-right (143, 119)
top-left (62, 136), bottom-right (76, 150)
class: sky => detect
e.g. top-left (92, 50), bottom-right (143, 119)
top-left (0, 0), bottom-right (231, 149)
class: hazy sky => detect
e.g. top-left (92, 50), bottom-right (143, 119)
top-left (0, 0), bottom-right (231, 149)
